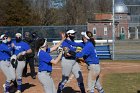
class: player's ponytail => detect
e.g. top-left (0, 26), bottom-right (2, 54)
top-left (36, 38), bottom-right (45, 52)
top-left (86, 31), bottom-right (96, 47)
top-left (89, 37), bottom-right (96, 47)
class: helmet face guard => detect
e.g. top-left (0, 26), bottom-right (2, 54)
top-left (1, 34), bottom-right (8, 43)
top-left (2, 38), bottom-right (8, 43)
top-left (15, 37), bottom-right (22, 43)
top-left (67, 33), bottom-right (75, 41)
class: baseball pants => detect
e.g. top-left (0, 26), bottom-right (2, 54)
top-left (38, 71), bottom-right (56, 93)
top-left (23, 57), bottom-right (36, 77)
top-left (16, 60), bottom-right (26, 91)
top-left (0, 60), bottom-right (15, 82)
top-left (87, 64), bottom-right (104, 93)
top-left (0, 60), bottom-right (16, 92)
top-left (57, 57), bottom-right (85, 93)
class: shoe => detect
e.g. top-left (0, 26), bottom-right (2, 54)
top-left (15, 90), bottom-right (21, 93)
top-left (3, 84), bottom-right (10, 93)
top-left (3, 84), bottom-right (6, 92)
top-left (31, 75), bottom-right (36, 79)
top-left (97, 88), bottom-right (104, 93)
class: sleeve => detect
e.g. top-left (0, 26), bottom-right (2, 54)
top-left (24, 42), bottom-right (31, 51)
top-left (64, 39), bottom-right (84, 48)
top-left (0, 45), bottom-right (11, 52)
top-left (76, 45), bottom-right (90, 58)
top-left (61, 41), bottom-right (67, 48)
top-left (0, 45), bottom-right (4, 51)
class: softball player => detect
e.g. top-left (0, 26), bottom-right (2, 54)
top-left (36, 33), bottom-right (65, 93)
top-left (0, 34), bottom-right (16, 93)
top-left (12, 33), bottom-right (32, 93)
top-left (57, 30), bottom-right (86, 93)
top-left (69, 31), bottom-right (104, 93)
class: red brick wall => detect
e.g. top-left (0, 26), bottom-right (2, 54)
top-left (95, 14), bottom-right (112, 20)
top-left (87, 22), bottom-right (113, 39)
top-left (88, 13), bottom-right (129, 39)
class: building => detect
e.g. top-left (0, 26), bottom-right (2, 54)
top-left (87, 0), bottom-right (129, 40)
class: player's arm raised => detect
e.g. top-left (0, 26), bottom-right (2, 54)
top-left (50, 32), bottom-right (65, 52)
top-left (50, 49), bottom-right (63, 65)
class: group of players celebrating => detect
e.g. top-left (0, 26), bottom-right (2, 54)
top-left (0, 30), bottom-right (104, 93)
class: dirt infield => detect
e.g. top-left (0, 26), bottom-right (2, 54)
top-left (1, 61), bottom-right (140, 93)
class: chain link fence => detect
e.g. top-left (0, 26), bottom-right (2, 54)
top-left (0, 25), bottom-right (140, 60)
top-left (0, 25), bottom-right (87, 42)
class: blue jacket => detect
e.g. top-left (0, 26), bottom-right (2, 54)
top-left (38, 48), bottom-right (52, 72)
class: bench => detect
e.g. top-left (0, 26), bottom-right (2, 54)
top-left (95, 45), bottom-right (112, 59)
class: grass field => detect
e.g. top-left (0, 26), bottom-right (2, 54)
top-left (103, 73), bottom-right (140, 93)
top-left (100, 60), bottom-right (140, 63)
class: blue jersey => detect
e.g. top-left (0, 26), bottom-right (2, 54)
top-left (61, 40), bottom-right (77, 51)
top-left (12, 41), bottom-right (30, 55)
top-left (0, 43), bottom-right (12, 60)
top-left (75, 41), bottom-right (99, 64)
top-left (38, 48), bottom-right (53, 72)
top-left (61, 39), bottom-right (78, 59)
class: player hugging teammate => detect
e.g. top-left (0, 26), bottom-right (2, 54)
top-left (64, 30), bottom-right (104, 93)
top-left (0, 30), bottom-right (104, 93)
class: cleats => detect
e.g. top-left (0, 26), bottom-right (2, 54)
top-left (15, 90), bottom-right (21, 93)
top-left (3, 84), bottom-right (6, 92)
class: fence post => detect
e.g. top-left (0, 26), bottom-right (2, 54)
top-left (112, 0), bottom-right (115, 60)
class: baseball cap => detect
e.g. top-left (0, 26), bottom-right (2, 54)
top-left (66, 30), bottom-right (76, 34)
top-left (81, 32), bottom-right (90, 39)
top-left (15, 33), bottom-right (22, 37)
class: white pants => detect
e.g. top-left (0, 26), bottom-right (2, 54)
top-left (87, 64), bottom-right (103, 92)
top-left (16, 60), bottom-right (26, 79)
top-left (38, 71), bottom-right (56, 93)
top-left (0, 60), bottom-right (16, 82)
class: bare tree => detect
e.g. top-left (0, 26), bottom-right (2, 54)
top-left (0, 0), bottom-right (32, 26)
top-left (1, 0), bottom-right (133, 26)
top-left (60, 0), bottom-right (87, 25)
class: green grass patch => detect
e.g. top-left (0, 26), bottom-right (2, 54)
top-left (100, 60), bottom-right (140, 63)
top-left (103, 73), bottom-right (140, 93)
